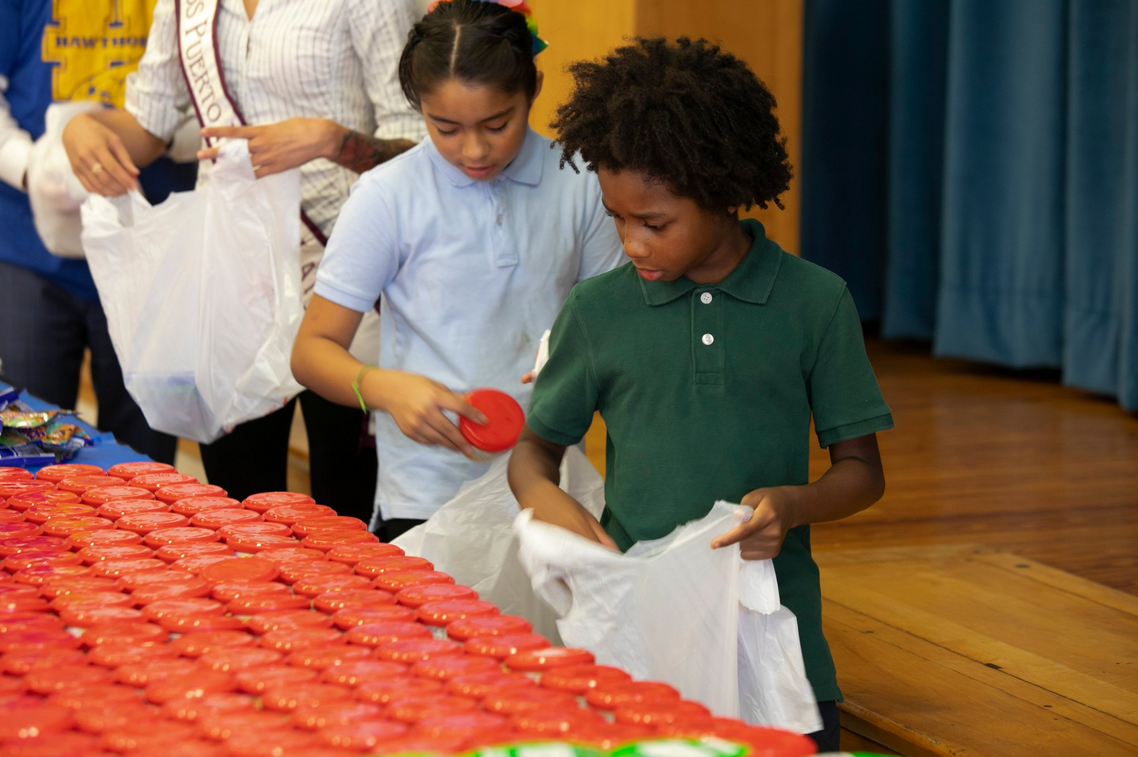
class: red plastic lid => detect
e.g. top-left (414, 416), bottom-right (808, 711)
top-left (261, 682), bottom-right (353, 711)
top-left (87, 638), bottom-right (177, 667)
top-left (302, 530), bottom-right (378, 551)
top-left (81, 622), bottom-right (170, 647)
top-left (376, 638), bottom-right (463, 664)
top-left (131, 472), bottom-right (198, 492)
top-left (143, 527), bottom-right (220, 548)
top-left (155, 483), bottom-right (227, 504)
top-left (36, 463), bottom-right (106, 482)
top-left (13, 563), bottom-right (90, 587)
top-left (374, 570), bottom-right (454, 593)
top-left (417, 599), bottom-right (499, 629)
top-left (0, 628), bottom-right (84, 653)
top-left (59, 604), bottom-right (146, 627)
top-left (161, 691), bottom-right (255, 721)
top-left (332, 603), bottom-right (417, 629)
top-left (8, 490), bottom-right (80, 511)
top-left (242, 491), bottom-right (316, 513)
top-left (1, 588), bottom-right (51, 610)
top-left (116, 511), bottom-right (189, 534)
top-left (4, 730), bottom-right (103, 756)
top-left (76, 543), bottom-right (153, 564)
top-left (260, 627), bottom-right (345, 653)
top-left (613, 700), bottom-right (713, 727)
top-left (464, 633), bottom-right (551, 660)
top-left (212, 580), bottom-right (292, 602)
top-left (41, 516), bottom-right (112, 537)
top-left (345, 620), bottom-right (432, 647)
top-left (81, 486), bottom-right (154, 505)
top-left (288, 701), bottom-right (379, 732)
top-left (460, 389), bottom-right (524, 453)
top-left (248, 609), bottom-right (333, 634)
top-left (327, 542), bottom-right (403, 566)
top-left (24, 502), bottom-right (95, 523)
top-left (3, 549), bottom-right (82, 571)
top-left (171, 554), bottom-right (240, 575)
top-left (279, 560), bottom-right (352, 584)
top-left (445, 670), bottom-right (535, 699)
top-left (396, 583), bottom-right (477, 609)
top-left (0, 533), bottom-right (68, 556)
top-left (319, 659), bottom-right (407, 687)
top-left (285, 644), bottom-right (373, 670)
top-left (414, 711), bottom-right (512, 743)
top-left (73, 700), bottom-right (160, 732)
top-left (170, 496), bottom-right (243, 516)
top-left (410, 654), bottom-right (500, 681)
top-left (293, 573), bottom-right (373, 598)
top-left (541, 664), bottom-right (633, 694)
top-left (287, 516), bottom-right (367, 538)
top-left (120, 569), bottom-right (205, 593)
top-left (0, 466), bottom-right (33, 481)
top-left (0, 481), bottom-right (55, 499)
top-left (201, 717), bottom-right (300, 749)
top-left (51, 588), bottom-right (133, 613)
top-left (38, 575), bottom-right (119, 598)
top-left (313, 588), bottom-right (396, 614)
top-left (217, 521), bottom-right (291, 540)
top-left (505, 647), bottom-right (595, 672)
top-left (156, 541), bottom-right (233, 563)
top-left (354, 675), bottom-right (437, 705)
top-left (263, 504), bottom-right (336, 524)
top-left (145, 670), bottom-right (236, 704)
top-left (158, 612), bottom-right (248, 634)
top-left (142, 597), bottom-right (226, 621)
top-left (49, 681), bottom-right (144, 710)
top-left (191, 508), bottom-right (262, 530)
top-left (67, 528), bottom-right (143, 549)
top-left (200, 557), bottom-right (279, 584)
top-left (102, 723), bottom-right (200, 752)
top-left (108, 461), bottom-right (176, 480)
top-left (0, 523), bottom-right (42, 541)
top-left (26, 664), bottom-right (114, 694)
top-left (170, 630), bottom-right (257, 657)
top-left (225, 533), bottom-right (299, 553)
top-left (317, 719), bottom-right (410, 750)
top-left (565, 722), bottom-right (656, 749)
top-left (90, 557), bottom-right (168, 578)
top-left (247, 546), bottom-right (325, 566)
top-left (0, 698), bottom-right (75, 740)
top-left (197, 647), bottom-right (284, 673)
top-left (0, 608), bottom-right (61, 633)
top-left (97, 499), bottom-right (169, 520)
top-left (228, 593), bottom-right (312, 615)
top-left (511, 707), bottom-right (605, 736)
top-left (483, 687), bottom-right (579, 715)
top-left (57, 475), bottom-right (121, 494)
top-left (585, 681), bottom-right (681, 710)
top-left (0, 647), bottom-right (85, 675)
top-left (388, 695), bottom-right (480, 724)
top-left (374, 733), bottom-right (470, 755)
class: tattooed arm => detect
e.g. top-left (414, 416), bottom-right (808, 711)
top-left (330, 128), bottom-right (415, 174)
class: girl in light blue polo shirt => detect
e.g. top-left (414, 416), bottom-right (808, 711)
top-left (290, 0), bottom-right (623, 539)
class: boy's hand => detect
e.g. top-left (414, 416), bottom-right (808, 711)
top-left (372, 371), bottom-right (487, 456)
top-left (63, 113), bottom-right (140, 196)
top-left (529, 490), bottom-right (618, 551)
top-left (710, 486), bottom-right (799, 560)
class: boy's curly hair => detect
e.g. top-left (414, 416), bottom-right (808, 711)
top-left (552, 37), bottom-right (792, 211)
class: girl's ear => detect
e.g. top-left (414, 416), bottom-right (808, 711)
top-left (531, 70), bottom-right (544, 104)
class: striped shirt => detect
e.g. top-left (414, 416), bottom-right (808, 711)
top-left (125, 0), bottom-right (427, 238)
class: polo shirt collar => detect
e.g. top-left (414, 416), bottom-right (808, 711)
top-left (426, 127), bottom-right (544, 188)
top-left (639, 218), bottom-right (782, 306)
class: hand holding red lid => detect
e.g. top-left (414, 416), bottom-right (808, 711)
top-left (362, 370), bottom-right (488, 456)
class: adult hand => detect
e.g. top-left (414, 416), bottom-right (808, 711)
top-left (372, 371), bottom-right (487, 456)
top-left (61, 113), bottom-right (139, 196)
top-left (710, 486), bottom-right (799, 560)
top-left (199, 118), bottom-right (338, 177)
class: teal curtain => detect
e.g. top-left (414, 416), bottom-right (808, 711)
top-left (802, 0), bottom-right (1138, 411)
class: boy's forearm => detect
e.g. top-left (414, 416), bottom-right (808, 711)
top-left (507, 436), bottom-right (564, 511)
top-left (87, 109), bottom-right (166, 167)
top-left (785, 455), bottom-right (885, 528)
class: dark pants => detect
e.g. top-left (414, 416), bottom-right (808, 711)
top-left (198, 390), bottom-right (377, 522)
top-left (807, 700), bottom-right (841, 752)
top-left (0, 262), bottom-right (176, 464)
top-left (380, 517), bottom-right (425, 542)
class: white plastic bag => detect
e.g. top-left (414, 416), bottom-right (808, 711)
top-left (393, 446), bottom-right (605, 644)
top-left (514, 502), bottom-right (822, 734)
top-left (80, 141), bottom-right (304, 443)
top-left (26, 101), bottom-right (99, 258)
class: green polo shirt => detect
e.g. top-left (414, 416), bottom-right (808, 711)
top-left (527, 219), bottom-right (893, 702)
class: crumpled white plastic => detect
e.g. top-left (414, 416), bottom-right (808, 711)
top-left (514, 502), bottom-right (822, 734)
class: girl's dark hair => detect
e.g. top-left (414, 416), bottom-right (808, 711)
top-left (553, 37), bottom-right (792, 212)
top-left (399, 0), bottom-right (539, 111)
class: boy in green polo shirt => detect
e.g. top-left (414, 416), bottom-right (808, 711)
top-left (507, 37), bottom-right (893, 751)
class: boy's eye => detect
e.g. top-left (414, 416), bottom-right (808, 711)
top-left (486, 122), bottom-right (508, 133)
top-left (645, 222), bottom-right (665, 231)
top-left (604, 210), bottom-right (622, 220)
top-left (435, 127), bottom-right (457, 136)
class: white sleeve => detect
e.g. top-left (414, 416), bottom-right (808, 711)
top-left (576, 172), bottom-right (625, 282)
top-left (314, 173), bottom-right (403, 312)
top-left (123, 0), bottom-right (193, 143)
top-left (0, 76), bottom-right (32, 191)
top-left (348, 0), bottom-right (426, 143)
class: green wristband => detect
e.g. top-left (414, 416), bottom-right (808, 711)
top-left (351, 365), bottom-right (377, 414)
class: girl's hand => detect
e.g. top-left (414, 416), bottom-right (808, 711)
top-left (710, 486), bottom-right (799, 560)
top-left (372, 371), bottom-right (487, 456)
top-left (198, 118), bottom-right (339, 177)
top-left (62, 113), bottom-right (139, 196)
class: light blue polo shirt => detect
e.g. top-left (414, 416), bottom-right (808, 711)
top-left (314, 127), bottom-right (623, 521)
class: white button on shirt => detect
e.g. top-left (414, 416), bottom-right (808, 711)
top-left (702, 333), bottom-right (715, 345)
top-left (315, 128), bottom-right (624, 521)
top-left (124, 0), bottom-right (426, 239)
top-left (700, 292), bottom-right (713, 304)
